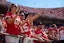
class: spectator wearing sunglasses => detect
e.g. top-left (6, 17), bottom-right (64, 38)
top-left (5, 4), bottom-right (21, 43)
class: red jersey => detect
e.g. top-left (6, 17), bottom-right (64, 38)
top-left (5, 12), bottom-right (16, 18)
top-left (32, 29), bottom-right (49, 43)
top-left (20, 21), bottom-right (30, 37)
top-left (5, 12), bottom-right (21, 35)
top-left (35, 29), bottom-right (48, 39)
top-left (22, 21), bottom-right (31, 37)
top-left (30, 28), bottom-right (35, 38)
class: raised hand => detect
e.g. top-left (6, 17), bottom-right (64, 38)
top-left (16, 7), bottom-right (21, 16)
top-left (38, 11), bottom-right (44, 16)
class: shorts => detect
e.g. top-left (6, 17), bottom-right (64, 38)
top-left (5, 35), bottom-right (19, 43)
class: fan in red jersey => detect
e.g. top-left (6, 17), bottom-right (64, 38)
top-left (5, 4), bottom-right (20, 43)
top-left (5, 4), bottom-right (28, 43)
top-left (31, 22), bottom-right (51, 43)
top-left (23, 12), bottom-right (44, 43)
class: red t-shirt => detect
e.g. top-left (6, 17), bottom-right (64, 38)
top-left (5, 12), bottom-right (21, 35)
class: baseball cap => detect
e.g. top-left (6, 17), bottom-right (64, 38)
top-left (37, 22), bottom-right (43, 25)
top-left (0, 14), bottom-right (4, 17)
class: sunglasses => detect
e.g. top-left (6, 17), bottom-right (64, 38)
top-left (12, 5), bottom-right (17, 9)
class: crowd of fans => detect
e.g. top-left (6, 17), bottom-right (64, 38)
top-left (5, 1), bottom-right (64, 20)
top-left (0, 4), bottom-right (64, 43)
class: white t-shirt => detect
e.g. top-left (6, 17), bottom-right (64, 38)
top-left (59, 30), bottom-right (64, 40)
top-left (0, 19), bottom-right (2, 29)
top-left (0, 19), bottom-right (5, 33)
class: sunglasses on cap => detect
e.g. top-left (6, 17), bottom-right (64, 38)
top-left (13, 5), bottom-right (17, 9)
top-left (0, 14), bottom-right (4, 17)
top-left (11, 4), bottom-right (17, 9)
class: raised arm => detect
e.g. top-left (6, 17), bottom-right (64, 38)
top-left (29, 11), bottom-right (44, 24)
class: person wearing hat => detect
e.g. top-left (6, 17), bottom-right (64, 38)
top-left (19, 11), bottom-right (26, 43)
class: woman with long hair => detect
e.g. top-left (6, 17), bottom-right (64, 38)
top-left (5, 4), bottom-right (21, 43)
